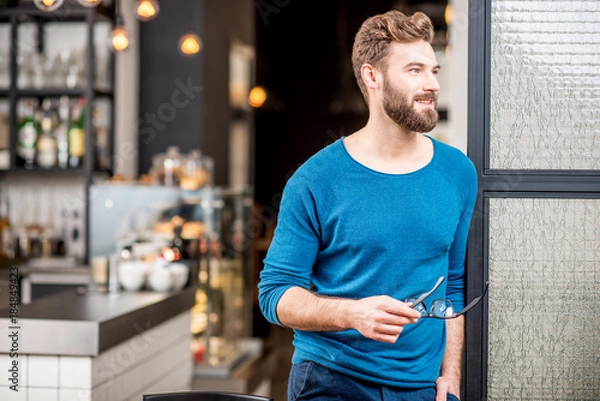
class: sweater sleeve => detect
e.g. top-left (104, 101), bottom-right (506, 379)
top-left (445, 157), bottom-right (478, 310)
top-left (258, 175), bottom-right (321, 325)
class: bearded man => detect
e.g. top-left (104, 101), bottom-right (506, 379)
top-left (258, 10), bottom-right (478, 401)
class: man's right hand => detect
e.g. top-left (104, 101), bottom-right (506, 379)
top-left (277, 287), bottom-right (420, 342)
top-left (348, 295), bottom-right (422, 343)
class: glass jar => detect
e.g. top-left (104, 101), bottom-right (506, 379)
top-left (180, 149), bottom-right (212, 190)
top-left (152, 146), bottom-right (183, 186)
top-left (150, 151), bottom-right (165, 184)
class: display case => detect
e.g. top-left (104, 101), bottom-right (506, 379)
top-left (88, 183), bottom-right (257, 374)
top-left (178, 187), bottom-right (256, 371)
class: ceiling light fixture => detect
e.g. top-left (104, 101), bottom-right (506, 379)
top-left (33, 0), bottom-right (64, 12)
top-left (248, 86), bottom-right (267, 108)
top-left (135, 0), bottom-right (160, 21)
top-left (111, 0), bottom-right (130, 52)
top-left (178, 31), bottom-right (202, 56)
top-left (111, 15), bottom-right (130, 52)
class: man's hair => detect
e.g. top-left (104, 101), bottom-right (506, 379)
top-left (351, 10), bottom-right (434, 102)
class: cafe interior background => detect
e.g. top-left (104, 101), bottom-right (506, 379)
top-left (0, 0), bottom-right (598, 400)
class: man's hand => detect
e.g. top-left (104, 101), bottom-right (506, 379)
top-left (436, 375), bottom-right (460, 401)
top-left (277, 288), bottom-right (420, 342)
top-left (349, 295), bottom-right (421, 343)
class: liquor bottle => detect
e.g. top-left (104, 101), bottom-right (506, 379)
top-left (16, 100), bottom-right (39, 169)
top-left (56, 96), bottom-right (70, 169)
top-left (0, 112), bottom-right (9, 170)
top-left (0, 193), bottom-right (11, 258)
top-left (68, 98), bottom-right (85, 169)
top-left (36, 99), bottom-right (58, 168)
top-left (93, 106), bottom-right (109, 171)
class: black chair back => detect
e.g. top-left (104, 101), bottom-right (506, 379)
top-left (143, 391), bottom-right (274, 401)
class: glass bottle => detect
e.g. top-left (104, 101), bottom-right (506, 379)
top-left (36, 99), bottom-right (58, 168)
top-left (68, 98), bottom-right (86, 169)
top-left (163, 146), bottom-right (182, 186)
top-left (56, 96), bottom-right (70, 169)
top-left (0, 193), bottom-right (11, 258)
top-left (150, 151), bottom-right (166, 184)
top-left (16, 100), bottom-right (39, 169)
top-left (0, 111), bottom-right (9, 170)
top-left (93, 106), bottom-right (108, 170)
top-left (180, 149), bottom-right (203, 190)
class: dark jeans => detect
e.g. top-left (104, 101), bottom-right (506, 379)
top-left (288, 361), bottom-right (460, 401)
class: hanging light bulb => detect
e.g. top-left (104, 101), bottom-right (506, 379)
top-left (135, 0), bottom-right (160, 21)
top-left (178, 32), bottom-right (202, 56)
top-left (248, 86), bottom-right (267, 108)
top-left (111, 14), bottom-right (130, 52)
top-left (77, 0), bottom-right (102, 7)
top-left (33, 0), bottom-right (65, 12)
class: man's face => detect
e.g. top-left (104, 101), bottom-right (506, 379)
top-left (380, 41), bottom-right (440, 133)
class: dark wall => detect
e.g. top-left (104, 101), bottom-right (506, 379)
top-left (253, 0), bottom-right (393, 209)
top-left (138, 0), bottom-right (255, 186)
top-left (138, 0), bottom-right (205, 178)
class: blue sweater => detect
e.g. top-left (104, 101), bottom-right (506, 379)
top-left (258, 136), bottom-right (478, 388)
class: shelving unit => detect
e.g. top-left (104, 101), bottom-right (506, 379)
top-left (0, 0), bottom-right (116, 264)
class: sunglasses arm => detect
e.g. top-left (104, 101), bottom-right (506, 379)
top-left (455, 281), bottom-right (490, 317)
top-left (409, 276), bottom-right (445, 308)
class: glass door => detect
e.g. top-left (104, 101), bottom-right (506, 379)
top-left (465, 0), bottom-right (600, 399)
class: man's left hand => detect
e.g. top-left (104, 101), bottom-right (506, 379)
top-left (435, 375), bottom-right (460, 401)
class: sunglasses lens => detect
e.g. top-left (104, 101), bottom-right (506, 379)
top-left (431, 300), bottom-right (454, 318)
top-left (406, 298), bottom-right (427, 316)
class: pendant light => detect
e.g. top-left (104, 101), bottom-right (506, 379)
top-left (77, 0), bottom-right (102, 7)
top-left (135, 0), bottom-right (160, 22)
top-left (33, 0), bottom-right (65, 12)
top-left (178, 3), bottom-right (201, 57)
top-left (178, 31), bottom-right (202, 56)
top-left (111, 15), bottom-right (130, 52)
top-left (111, 0), bottom-right (130, 52)
top-left (248, 86), bottom-right (267, 108)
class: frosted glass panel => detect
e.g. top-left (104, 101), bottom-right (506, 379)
top-left (490, 1), bottom-right (600, 170)
top-left (488, 198), bottom-right (600, 400)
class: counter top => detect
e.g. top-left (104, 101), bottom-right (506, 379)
top-left (0, 286), bottom-right (196, 356)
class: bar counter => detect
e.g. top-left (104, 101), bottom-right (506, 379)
top-left (0, 286), bottom-right (196, 356)
top-left (0, 286), bottom-right (197, 401)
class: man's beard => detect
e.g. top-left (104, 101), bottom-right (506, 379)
top-left (382, 79), bottom-right (439, 133)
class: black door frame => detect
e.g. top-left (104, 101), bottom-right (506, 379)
top-left (464, 1), bottom-right (600, 399)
